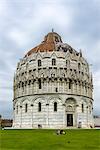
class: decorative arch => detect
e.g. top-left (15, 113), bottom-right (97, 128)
top-left (35, 52), bottom-right (43, 60)
top-left (14, 100), bottom-right (22, 114)
top-left (32, 96), bottom-right (46, 105)
top-left (65, 51), bottom-right (71, 60)
top-left (51, 52), bottom-right (57, 58)
top-left (48, 96), bottom-right (62, 104)
top-left (14, 99), bottom-right (20, 105)
top-left (21, 98), bottom-right (30, 104)
top-left (65, 97), bottom-right (76, 103)
top-left (65, 97), bottom-right (77, 112)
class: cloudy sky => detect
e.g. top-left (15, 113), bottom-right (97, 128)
top-left (0, 0), bottom-right (100, 118)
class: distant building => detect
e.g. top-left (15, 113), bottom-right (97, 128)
top-left (0, 119), bottom-right (13, 128)
top-left (94, 116), bottom-right (100, 127)
top-left (0, 115), bottom-right (2, 128)
top-left (13, 31), bottom-right (94, 128)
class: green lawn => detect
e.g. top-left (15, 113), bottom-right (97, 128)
top-left (0, 129), bottom-right (100, 150)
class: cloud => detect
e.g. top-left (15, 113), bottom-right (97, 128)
top-left (0, 100), bottom-right (13, 119)
top-left (7, 28), bottom-right (30, 47)
top-left (93, 71), bottom-right (100, 114)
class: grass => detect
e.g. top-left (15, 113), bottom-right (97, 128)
top-left (0, 129), bottom-right (100, 150)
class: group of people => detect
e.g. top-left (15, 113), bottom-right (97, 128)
top-left (56, 129), bottom-right (66, 135)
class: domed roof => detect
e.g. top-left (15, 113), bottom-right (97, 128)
top-left (25, 31), bottom-right (63, 56)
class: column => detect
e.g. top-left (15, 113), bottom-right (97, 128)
top-left (20, 105), bottom-right (22, 128)
top-left (31, 104), bottom-right (34, 128)
top-left (46, 104), bottom-right (49, 128)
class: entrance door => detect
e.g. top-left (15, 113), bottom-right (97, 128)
top-left (67, 114), bottom-right (73, 126)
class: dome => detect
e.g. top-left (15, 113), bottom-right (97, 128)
top-left (25, 31), bottom-right (63, 56)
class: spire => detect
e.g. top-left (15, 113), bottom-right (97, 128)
top-left (52, 28), bottom-right (54, 32)
top-left (80, 49), bottom-right (82, 57)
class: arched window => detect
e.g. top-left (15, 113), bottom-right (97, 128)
top-left (54, 102), bottom-right (57, 112)
top-left (38, 102), bottom-right (41, 112)
top-left (78, 63), bottom-right (80, 70)
top-left (38, 79), bottom-right (41, 89)
top-left (16, 105), bottom-right (18, 114)
top-left (28, 80), bottom-right (31, 85)
top-left (85, 86), bottom-right (87, 95)
top-left (38, 60), bottom-right (41, 67)
top-left (55, 36), bottom-right (59, 42)
top-left (82, 104), bottom-right (84, 113)
top-left (25, 103), bottom-right (28, 113)
top-left (55, 87), bottom-right (58, 92)
top-left (89, 105), bottom-right (91, 114)
top-left (52, 59), bottom-right (56, 66)
top-left (66, 60), bottom-right (67, 66)
top-left (69, 79), bottom-right (72, 89)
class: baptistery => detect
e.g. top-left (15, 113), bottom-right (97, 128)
top-left (13, 31), bottom-right (94, 128)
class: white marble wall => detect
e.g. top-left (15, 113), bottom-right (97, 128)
top-left (13, 94), bottom-right (94, 128)
top-left (13, 51), bottom-right (94, 128)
